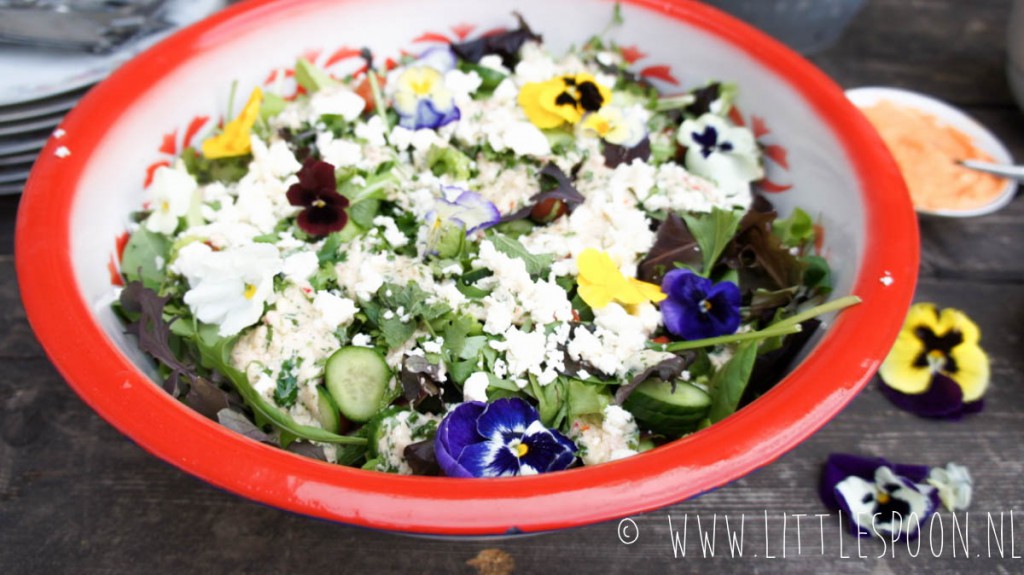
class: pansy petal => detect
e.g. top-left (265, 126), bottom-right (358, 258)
top-left (458, 439), bottom-right (521, 477)
top-left (834, 475), bottom-right (876, 536)
top-left (879, 372), bottom-right (966, 419)
top-left (629, 278), bottom-right (667, 303)
top-left (518, 81), bottom-right (565, 129)
top-left (475, 397), bottom-right (537, 439)
top-left (878, 328), bottom-right (932, 394)
top-left (936, 307), bottom-right (981, 345)
top-left (949, 341), bottom-right (990, 402)
top-left (202, 87), bottom-right (263, 159)
top-left (435, 401), bottom-right (486, 478)
top-left (519, 427), bottom-right (576, 473)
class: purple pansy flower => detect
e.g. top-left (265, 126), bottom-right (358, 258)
top-left (425, 186), bottom-right (501, 234)
top-left (820, 453), bottom-right (940, 541)
top-left (286, 158), bottom-right (349, 236)
top-left (660, 268), bottom-right (741, 340)
top-left (435, 398), bottom-right (577, 478)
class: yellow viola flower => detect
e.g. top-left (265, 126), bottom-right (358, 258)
top-left (576, 248), bottom-right (665, 309)
top-left (580, 105), bottom-right (647, 147)
top-left (518, 73), bottom-right (612, 130)
top-left (878, 303), bottom-right (990, 418)
top-left (201, 87), bottom-right (264, 159)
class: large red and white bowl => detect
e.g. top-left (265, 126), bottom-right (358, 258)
top-left (16, 0), bottom-right (917, 536)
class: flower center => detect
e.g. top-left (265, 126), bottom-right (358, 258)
top-left (913, 326), bottom-right (963, 374)
top-left (700, 299), bottom-right (713, 313)
top-left (312, 198), bottom-right (326, 208)
top-left (516, 442), bottom-right (529, 458)
top-left (876, 491), bottom-right (891, 505)
top-left (160, 200), bottom-right (171, 213)
top-left (243, 283), bottom-right (257, 300)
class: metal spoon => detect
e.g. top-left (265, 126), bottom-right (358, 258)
top-left (956, 159), bottom-right (1024, 181)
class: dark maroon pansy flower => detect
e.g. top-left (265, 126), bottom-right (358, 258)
top-left (286, 158), bottom-right (349, 236)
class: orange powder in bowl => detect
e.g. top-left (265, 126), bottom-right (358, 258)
top-left (859, 100), bottom-right (1006, 211)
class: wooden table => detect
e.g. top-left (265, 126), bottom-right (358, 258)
top-left (2, 1), bottom-right (1021, 572)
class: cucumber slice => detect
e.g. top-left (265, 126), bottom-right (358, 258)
top-left (325, 346), bottom-right (391, 423)
top-left (623, 378), bottom-right (711, 436)
top-left (316, 386), bottom-right (341, 434)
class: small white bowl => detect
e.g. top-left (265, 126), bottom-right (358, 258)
top-left (846, 86), bottom-right (1017, 218)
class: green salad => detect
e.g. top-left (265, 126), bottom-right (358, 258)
top-left (115, 13), bottom-right (858, 477)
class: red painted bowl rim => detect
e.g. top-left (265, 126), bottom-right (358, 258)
top-left (16, 0), bottom-right (918, 536)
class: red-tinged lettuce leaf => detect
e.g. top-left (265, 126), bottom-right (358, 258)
top-left (614, 352), bottom-right (697, 405)
top-left (741, 319), bottom-right (821, 406)
top-left (501, 162), bottom-right (584, 222)
top-left (217, 408), bottom-right (274, 444)
top-left (602, 137), bottom-right (651, 169)
top-left (183, 376), bottom-right (231, 420)
top-left (286, 441), bottom-right (328, 462)
top-left (400, 355), bottom-right (444, 412)
top-left (637, 213), bottom-right (702, 285)
top-left (684, 82), bottom-right (721, 117)
top-left (450, 13), bottom-right (541, 68)
top-left (723, 208), bottom-right (805, 297)
top-left (120, 280), bottom-right (194, 396)
top-left (404, 439), bottom-right (441, 476)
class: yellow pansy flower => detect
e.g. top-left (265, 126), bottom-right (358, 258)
top-left (576, 248), bottom-right (665, 309)
top-left (201, 87), bottom-right (263, 159)
top-left (879, 303), bottom-right (989, 402)
top-left (518, 73), bottom-right (612, 130)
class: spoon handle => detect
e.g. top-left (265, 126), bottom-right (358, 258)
top-left (957, 159), bottom-right (1024, 181)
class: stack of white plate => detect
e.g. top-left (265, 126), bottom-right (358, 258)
top-left (0, 0), bottom-right (227, 195)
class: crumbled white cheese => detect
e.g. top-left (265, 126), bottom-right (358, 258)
top-left (313, 291), bottom-right (358, 328)
top-left (463, 372), bottom-right (490, 403)
top-left (569, 405), bottom-right (641, 466)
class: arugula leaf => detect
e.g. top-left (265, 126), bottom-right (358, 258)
top-left (707, 342), bottom-right (758, 423)
top-left (121, 228), bottom-right (171, 290)
top-left (295, 58), bottom-right (339, 94)
top-left (260, 92), bottom-right (287, 122)
top-left (802, 255), bottom-right (833, 295)
top-left (488, 233), bottom-right (553, 278)
top-left (348, 198), bottom-right (379, 229)
top-left (682, 207), bottom-right (745, 276)
top-left (772, 207), bottom-right (815, 248)
top-left (456, 61), bottom-right (507, 95)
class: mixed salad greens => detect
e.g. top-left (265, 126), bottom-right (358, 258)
top-left (115, 12), bottom-right (858, 477)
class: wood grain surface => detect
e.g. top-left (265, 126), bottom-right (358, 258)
top-left (2, 0), bottom-right (1022, 573)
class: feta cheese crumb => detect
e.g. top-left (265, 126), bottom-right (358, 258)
top-left (313, 292), bottom-right (358, 328)
top-left (464, 372), bottom-right (490, 402)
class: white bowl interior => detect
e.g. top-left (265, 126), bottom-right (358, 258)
top-left (67, 0), bottom-right (865, 390)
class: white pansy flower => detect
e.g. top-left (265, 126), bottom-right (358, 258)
top-left (678, 113), bottom-right (763, 201)
top-left (927, 463), bottom-right (973, 511)
top-left (173, 242), bottom-right (283, 336)
top-left (145, 165), bottom-right (197, 235)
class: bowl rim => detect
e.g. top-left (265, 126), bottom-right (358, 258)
top-left (846, 85), bottom-right (1018, 218)
top-left (15, 0), bottom-right (918, 536)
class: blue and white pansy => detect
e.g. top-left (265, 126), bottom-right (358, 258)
top-left (393, 49), bottom-right (461, 130)
top-left (819, 453), bottom-right (971, 541)
top-left (678, 113), bottom-right (763, 199)
top-left (434, 397), bottom-right (577, 477)
top-left (423, 186), bottom-right (500, 254)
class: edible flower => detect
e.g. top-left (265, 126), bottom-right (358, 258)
top-left (201, 87), bottom-right (263, 159)
top-left (927, 463), bottom-right (973, 511)
top-left (434, 398), bottom-right (577, 477)
top-left (286, 158), bottom-right (350, 236)
top-left (144, 164), bottom-right (197, 235)
top-left (877, 303), bottom-right (989, 418)
top-left (424, 186), bottom-right (500, 256)
top-left (393, 66), bottom-right (460, 130)
top-left (660, 268), bottom-right (740, 341)
top-left (576, 248), bottom-right (666, 310)
top-left (820, 453), bottom-right (940, 541)
top-left (172, 242), bottom-right (283, 337)
top-left (580, 105), bottom-right (647, 148)
top-left (678, 113), bottom-right (763, 197)
top-left (518, 73), bottom-right (612, 129)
